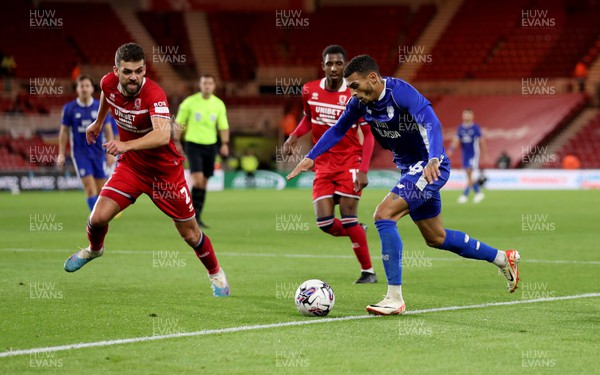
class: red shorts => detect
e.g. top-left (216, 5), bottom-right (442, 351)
top-left (100, 162), bottom-right (195, 222)
top-left (312, 168), bottom-right (362, 202)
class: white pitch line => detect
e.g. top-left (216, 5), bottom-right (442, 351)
top-left (0, 292), bottom-right (598, 359)
top-left (2, 248), bottom-right (600, 265)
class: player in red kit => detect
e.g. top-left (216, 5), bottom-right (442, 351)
top-left (63, 43), bottom-right (230, 297)
top-left (283, 45), bottom-right (376, 283)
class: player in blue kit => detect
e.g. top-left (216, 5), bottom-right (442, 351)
top-left (57, 75), bottom-right (116, 211)
top-left (287, 55), bottom-right (520, 315)
top-left (447, 109), bottom-right (488, 203)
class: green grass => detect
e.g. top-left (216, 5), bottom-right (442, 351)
top-left (1, 188), bottom-right (599, 374)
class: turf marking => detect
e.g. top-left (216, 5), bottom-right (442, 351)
top-left (1, 292), bottom-right (598, 358)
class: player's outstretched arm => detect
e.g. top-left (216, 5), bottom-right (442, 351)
top-left (103, 116), bottom-right (170, 156)
top-left (286, 158), bottom-right (314, 180)
top-left (283, 116), bottom-right (311, 155)
top-left (86, 91), bottom-right (110, 145)
top-left (57, 125), bottom-right (69, 170)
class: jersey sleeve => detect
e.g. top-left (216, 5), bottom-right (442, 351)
top-left (392, 80), bottom-right (431, 115)
top-left (301, 83), bottom-right (311, 118)
top-left (61, 104), bottom-right (71, 127)
top-left (306, 97), bottom-right (363, 160)
top-left (175, 98), bottom-right (189, 125)
top-left (217, 100), bottom-right (229, 131)
top-left (475, 124), bottom-right (482, 138)
top-left (415, 105), bottom-right (444, 161)
top-left (291, 115), bottom-right (312, 137)
top-left (146, 85), bottom-right (171, 120)
top-left (359, 124), bottom-right (374, 173)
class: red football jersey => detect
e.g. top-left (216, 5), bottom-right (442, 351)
top-left (100, 73), bottom-right (183, 174)
top-left (302, 78), bottom-right (366, 173)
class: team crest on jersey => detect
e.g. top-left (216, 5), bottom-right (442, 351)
top-left (91, 110), bottom-right (98, 118)
top-left (134, 98), bottom-right (142, 110)
top-left (338, 95), bottom-right (347, 105)
top-left (110, 93), bottom-right (115, 100)
top-left (387, 106), bottom-right (394, 119)
top-left (311, 92), bottom-right (319, 100)
top-left (75, 112), bottom-right (81, 118)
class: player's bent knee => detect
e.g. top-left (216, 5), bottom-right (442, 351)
top-left (373, 208), bottom-right (393, 222)
top-left (178, 226), bottom-right (200, 246)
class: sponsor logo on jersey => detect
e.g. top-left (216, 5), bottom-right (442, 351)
top-left (311, 92), bottom-right (318, 100)
top-left (153, 101), bottom-right (169, 114)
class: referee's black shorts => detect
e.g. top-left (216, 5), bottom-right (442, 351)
top-left (185, 141), bottom-right (218, 177)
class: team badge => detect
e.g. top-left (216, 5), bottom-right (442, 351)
top-left (387, 106), bottom-right (394, 119)
top-left (338, 95), bottom-right (347, 105)
top-left (134, 98), bottom-right (142, 110)
top-left (110, 93), bottom-right (115, 100)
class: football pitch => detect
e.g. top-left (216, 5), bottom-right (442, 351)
top-left (1, 188), bottom-right (599, 374)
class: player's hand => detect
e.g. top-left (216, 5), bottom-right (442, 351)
top-left (86, 120), bottom-right (102, 145)
top-left (286, 158), bottom-right (314, 180)
top-left (354, 170), bottom-right (368, 192)
top-left (283, 135), bottom-right (297, 155)
top-left (56, 154), bottom-right (65, 170)
top-left (103, 140), bottom-right (129, 156)
top-left (423, 158), bottom-right (441, 184)
top-left (220, 143), bottom-right (229, 158)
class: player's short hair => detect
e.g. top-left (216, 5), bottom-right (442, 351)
top-left (200, 74), bottom-right (216, 81)
top-left (322, 45), bottom-right (346, 61)
top-left (76, 74), bottom-right (94, 86)
top-left (343, 55), bottom-right (380, 78)
top-left (115, 43), bottom-right (145, 67)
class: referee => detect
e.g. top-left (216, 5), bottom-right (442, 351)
top-left (175, 74), bottom-right (229, 228)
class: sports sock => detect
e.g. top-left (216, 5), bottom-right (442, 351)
top-left (192, 188), bottom-right (206, 221)
top-left (438, 229), bottom-right (497, 262)
top-left (493, 250), bottom-right (507, 267)
top-left (386, 285), bottom-right (403, 302)
top-left (463, 186), bottom-right (471, 196)
top-left (375, 219), bottom-right (402, 285)
top-left (193, 231), bottom-right (220, 274)
top-left (473, 183), bottom-right (480, 193)
top-left (86, 195), bottom-right (98, 211)
top-left (316, 216), bottom-right (347, 236)
top-left (86, 219), bottom-right (108, 251)
top-left (342, 215), bottom-right (372, 270)
top-left (362, 267), bottom-right (375, 273)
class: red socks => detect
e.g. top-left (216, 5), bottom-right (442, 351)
top-left (87, 221), bottom-right (108, 251)
top-left (193, 232), bottom-right (220, 274)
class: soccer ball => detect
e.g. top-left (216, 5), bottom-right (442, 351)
top-left (294, 279), bottom-right (335, 316)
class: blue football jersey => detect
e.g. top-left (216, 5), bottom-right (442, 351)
top-left (61, 99), bottom-right (114, 159)
top-left (308, 77), bottom-right (446, 170)
top-left (456, 123), bottom-right (482, 159)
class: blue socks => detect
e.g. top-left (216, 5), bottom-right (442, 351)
top-left (462, 186), bottom-right (470, 196)
top-left (375, 219), bottom-right (403, 285)
top-left (86, 195), bottom-right (98, 211)
top-left (439, 229), bottom-right (497, 262)
top-left (473, 183), bottom-right (480, 193)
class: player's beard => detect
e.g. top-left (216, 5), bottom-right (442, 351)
top-left (123, 80), bottom-right (141, 96)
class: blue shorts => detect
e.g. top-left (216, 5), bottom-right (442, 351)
top-left (72, 154), bottom-right (107, 179)
top-left (462, 153), bottom-right (479, 169)
top-left (390, 159), bottom-right (450, 221)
